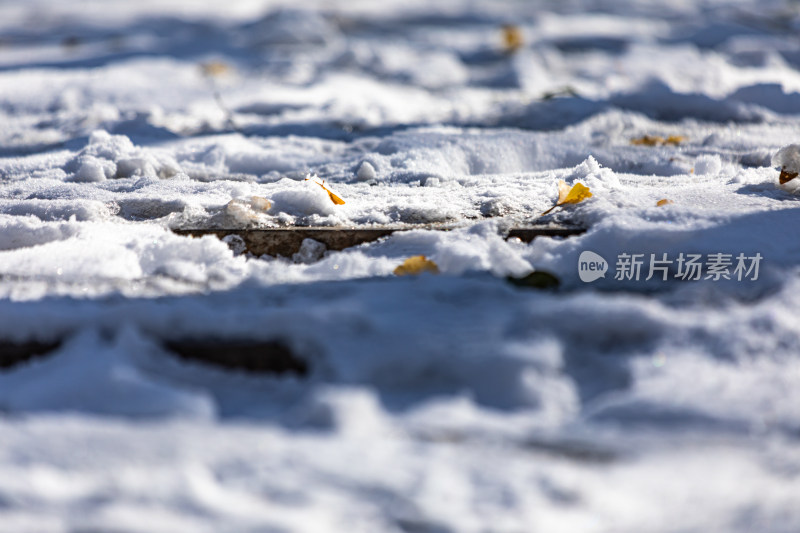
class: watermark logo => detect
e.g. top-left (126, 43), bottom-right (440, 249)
top-left (577, 250), bottom-right (763, 282)
top-left (578, 251), bottom-right (608, 282)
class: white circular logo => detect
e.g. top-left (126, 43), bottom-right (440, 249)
top-left (578, 251), bottom-right (608, 282)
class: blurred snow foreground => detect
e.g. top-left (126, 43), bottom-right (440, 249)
top-left (2, 0), bottom-right (800, 531)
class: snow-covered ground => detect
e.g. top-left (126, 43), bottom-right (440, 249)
top-left (2, 0), bottom-right (800, 531)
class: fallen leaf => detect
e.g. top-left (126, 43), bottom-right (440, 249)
top-left (306, 177), bottom-right (345, 205)
top-left (631, 135), bottom-right (663, 146)
top-left (631, 135), bottom-right (686, 146)
top-left (560, 181), bottom-right (592, 205)
top-left (541, 180), bottom-right (592, 215)
top-left (656, 198), bottom-right (673, 206)
top-left (665, 135), bottom-right (686, 146)
top-left (200, 61), bottom-right (232, 78)
top-left (394, 255), bottom-right (439, 276)
top-left (779, 167), bottom-right (798, 185)
top-left (501, 24), bottom-right (523, 53)
top-left (506, 271), bottom-right (560, 290)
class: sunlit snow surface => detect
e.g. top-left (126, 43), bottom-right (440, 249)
top-left (2, 0), bottom-right (800, 531)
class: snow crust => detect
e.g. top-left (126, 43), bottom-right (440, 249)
top-left (1, 0), bottom-right (800, 531)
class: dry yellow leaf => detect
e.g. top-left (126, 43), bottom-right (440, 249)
top-left (200, 61), bottom-right (232, 78)
top-left (306, 177), bottom-right (345, 205)
top-left (560, 180), bottom-right (592, 204)
top-left (631, 135), bottom-right (687, 147)
top-left (541, 180), bottom-right (592, 215)
top-left (394, 255), bottom-right (440, 276)
top-left (656, 198), bottom-right (673, 206)
top-left (501, 24), bottom-right (523, 53)
top-left (631, 135), bottom-right (664, 146)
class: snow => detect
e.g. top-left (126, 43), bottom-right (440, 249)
top-left (1, 0), bottom-right (800, 531)
top-left (773, 143), bottom-right (800, 173)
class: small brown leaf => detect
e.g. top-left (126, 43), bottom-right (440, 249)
top-left (501, 24), bottom-right (524, 53)
top-left (656, 198), bottom-right (673, 206)
top-left (779, 167), bottom-right (798, 185)
top-left (394, 256), bottom-right (439, 276)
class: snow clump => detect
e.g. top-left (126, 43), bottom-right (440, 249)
top-left (65, 131), bottom-right (182, 182)
top-left (773, 143), bottom-right (800, 192)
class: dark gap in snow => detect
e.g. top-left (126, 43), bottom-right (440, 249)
top-left (547, 36), bottom-right (630, 54)
top-left (173, 225), bottom-right (587, 257)
top-left (174, 227), bottom-right (396, 257)
top-left (0, 340), bottom-right (62, 369)
top-left (163, 339), bottom-right (308, 376)
top-left (394, 517), bottom-right (454, 533)
top-left (506, 226), bottom-right (587, 242)
top-left (519, 436), bottom-right (619, 464)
